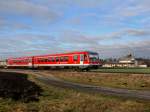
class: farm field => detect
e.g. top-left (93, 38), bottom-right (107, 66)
top-left (0, 71), bottom-right (150, 112)
top-left (51, 71), bottom-right (150, 90)
top-left (92, 68), bottom-right (150, 74)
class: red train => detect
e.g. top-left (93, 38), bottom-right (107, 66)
top-left (7, 51), bottom-right (101, 70)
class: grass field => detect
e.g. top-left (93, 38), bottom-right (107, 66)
top-left (92, 68), bottom-right (150, 74)
top-left (0, 72), bottom-right (150, 112)
top-left (52, 72), bottom-right (150, 90)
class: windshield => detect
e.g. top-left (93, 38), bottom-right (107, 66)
top-left (89, 53), bottom-right (99, 62)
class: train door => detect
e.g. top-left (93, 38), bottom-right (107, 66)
top-left (80, 54), bottom-right (84, 65)
top-left (28, 58), bottom-right (33, 68)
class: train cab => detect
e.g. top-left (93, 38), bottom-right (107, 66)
top-left (84, 51), bottom-right (100, 69)
top-left (88, 52), bottom-right (100, 65)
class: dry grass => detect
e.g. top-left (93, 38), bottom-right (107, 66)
top-left (0, 72), bottom-right (150, 112)
top-left (93, 68), bottom-right (150, 74)
top-left (2, 86), bottom-right (150, 112)
top-left (51, 72), bottom-right (150, 90)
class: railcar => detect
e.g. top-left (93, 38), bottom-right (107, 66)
top-left (7, 57), bottom-right (33, 68)
top-left (7, 51), bottom-right (101, 70)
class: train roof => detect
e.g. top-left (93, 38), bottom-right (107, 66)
top-left (34, 51), bottom-right (98, 57)
top-left (7, 51), bottom-right (99, 60)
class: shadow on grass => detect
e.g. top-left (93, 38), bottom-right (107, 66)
top-left (0, 72), bottom-right (43, 103)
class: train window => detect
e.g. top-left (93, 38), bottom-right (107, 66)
top-left (38, 59), bottom-right (40, 62)
top-left (43, 59), bottom-right (47, 62)
top-left (42, 59), bottom-right (45, 62)
top-left (64, 56), bottom-right (69, 61)
top-left (38, 59), bottom-right (42, 63)
top-left (44, 59), bottom-right (46, 62)
top-left (56, 57), bottom-right (59, 62)
top-left (46, 59), bottom-right (49, 62)
top-left (60, 57), bottom-right (64, 62)
top-left (40, 59), bottom-right (42, 62)
top-left (52, 57), bottom-right (55, 62)
top-left (28, 59), bottom-right (32, 63)
top-left (73, 55), bottom-right (78, 61)
top-left (25, 59), bottom-right (29, 63)
top-left (41, 59), bottom-right (44, 62)
top-left (48, 57), bottom-right (51, 62)
top-left (39, 58), bottom-right (45, 63)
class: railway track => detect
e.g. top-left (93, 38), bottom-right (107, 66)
top-left (0, 69), bottom-right (150, 101)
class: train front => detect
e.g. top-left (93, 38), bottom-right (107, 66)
top-left (88, 52), bottom-right (101, 69)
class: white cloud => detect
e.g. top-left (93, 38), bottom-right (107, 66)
top-left (0, 30), bottom-right (149, 59)
top-left (0, 0), bottom-right (59, 23)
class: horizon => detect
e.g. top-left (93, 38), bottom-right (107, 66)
top-left (0, 0), bottom-right (150, 59)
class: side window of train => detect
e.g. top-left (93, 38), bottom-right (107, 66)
top-left (41, 59), bottom-right (43, 62)
top-left (38, 59), bottom-right (41, 63)
top-left (48, 57), bottom-right (51, 62)
top-left (43, 59), bottom-right (45, 62)
top-left (60, 57), bottom-right (64, 62)
top-left (56, 57), bottom-right (59, 62)
top-left (40, 58), bottom-right (44, 63)
top-left (28, 59), bottom-right (32, 63)
top-left (73, 55), bottom-right (78, 61)
top-left (26, 59), bottom-right (28, 63)
top-left (38, 59), bottom-right (41, 62)
top-left (45, 58), bottom-right (48, 62)
top-left (44, 59), bottom-right (46, 62)
top-left (52, 57), bottom-right (55, 62)
top-left (64, 56), bottom-right (69, 61)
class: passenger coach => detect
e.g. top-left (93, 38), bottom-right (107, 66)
top-left (7, 56), bottom-right (33, 68)
top-left (7, 51), bottom-right (101, 70)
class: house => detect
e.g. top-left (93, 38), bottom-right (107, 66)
top-left (102, 54), bottom-right (148, 68)
top-left (0, 60), bottom-right (7, 68)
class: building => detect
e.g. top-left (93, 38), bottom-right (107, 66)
top-left (0, 60), bottom-right (7, 68)
top-left (102, 54), bottom-right (148, 68)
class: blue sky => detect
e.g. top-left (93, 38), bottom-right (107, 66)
top-left (0, 0), bottom-right (150, 59)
